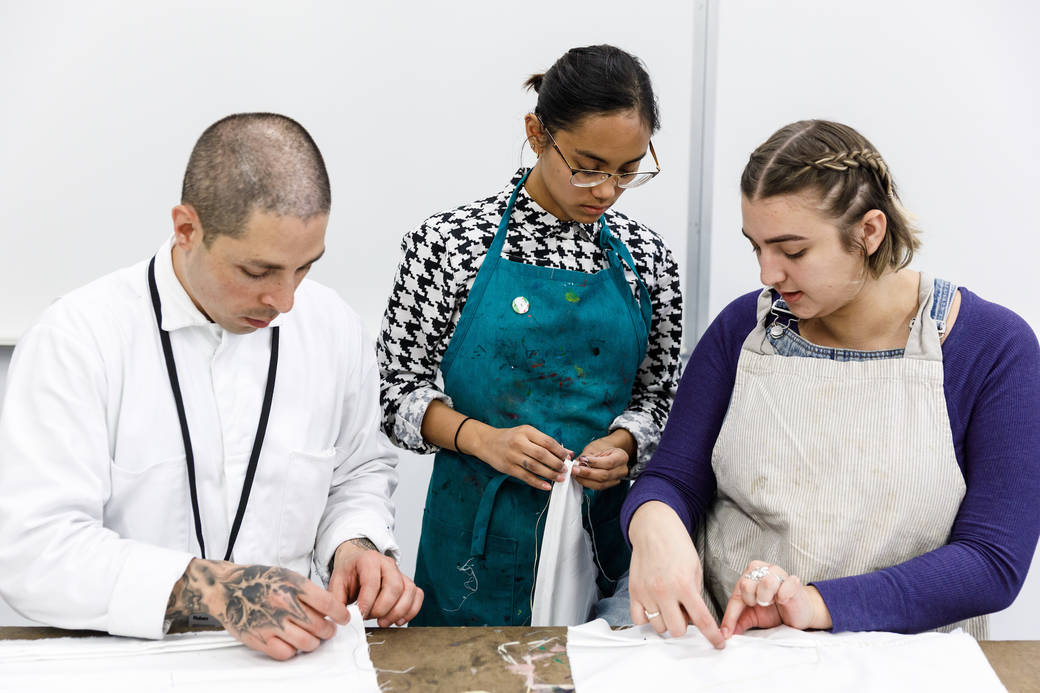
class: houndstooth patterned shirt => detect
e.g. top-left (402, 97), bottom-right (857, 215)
top-left (377, 169), bottom-right (683, 475)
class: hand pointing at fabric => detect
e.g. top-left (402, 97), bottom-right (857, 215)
top-left (627, 501), bottom-right (725, 648)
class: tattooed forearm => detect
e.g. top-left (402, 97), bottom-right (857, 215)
top-left (348, 537), bottom-right (378, 552)
top-left (164, 560), bottom-right (309, 640)
top-left (329, 537), bottom-right (380, 573)
top-left (165, 561), bottom-right (210, 626)
top-left (220, 564), bottom-right (309, 636)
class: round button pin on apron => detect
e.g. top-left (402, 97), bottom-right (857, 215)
top-left (512, 296), bottom-right (530, 314)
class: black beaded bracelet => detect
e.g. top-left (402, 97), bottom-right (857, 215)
top-left (454, 416), bottom-right (474, 455)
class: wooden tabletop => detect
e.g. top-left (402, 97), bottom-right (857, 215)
top-left (2, 625), bottom-right (1037, 692)
top-left (978, 640), bottom-right (1040, 693)
top-left (367, 625), bottom-right (573, 691)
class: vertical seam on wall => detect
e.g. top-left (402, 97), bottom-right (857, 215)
top-left (685, 0), bottom-right (719, 359)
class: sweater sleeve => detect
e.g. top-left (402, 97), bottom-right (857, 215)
top-left (376, 216), bottom-right (461, 453)
top-left (814, 291), bottom-right (1040, 633)
top-left (621, 291), bottom-right (760, 540)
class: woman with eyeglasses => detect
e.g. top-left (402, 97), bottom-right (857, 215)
top-left (377, 44), bottom-right (681, 626)
top-left (623, 119), bottom-right (1040, 647)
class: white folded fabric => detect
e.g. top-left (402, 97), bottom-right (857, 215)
top-left (0, 629), bottom-right (242, 661)
top-left (531, 456), bottom-right (599, 627)
top-left (566, 619), bottom-right (1006, 692)
top-left (0, 604), bottom-right (379, 692)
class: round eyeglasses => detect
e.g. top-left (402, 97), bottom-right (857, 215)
top-left (538, 116), bottom-right (661, 189)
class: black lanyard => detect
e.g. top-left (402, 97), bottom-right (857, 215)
top-left (147, 256), bottom-right (279, 561)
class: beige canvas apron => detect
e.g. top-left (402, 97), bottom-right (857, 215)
top-left (701, 273), bottom-right (986, 637)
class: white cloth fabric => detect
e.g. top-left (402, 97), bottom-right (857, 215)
top-left (0, 604), bottom-right (380, 692)
top-left (531, 457), bottom-right (598, 626)
top-left (0, 239), bottom-right (400, 639)
top-left (702, 273), bottom-right (984, 636)
top-left (566, 619), bottom-right (1006, 692)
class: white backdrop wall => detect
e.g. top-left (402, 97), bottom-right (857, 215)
top-left (0, 1), bottom-right (694, 343)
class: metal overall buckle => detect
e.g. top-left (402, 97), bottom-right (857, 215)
top-left (768, 298), bottom-right (798, 339)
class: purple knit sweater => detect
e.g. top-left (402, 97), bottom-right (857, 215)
top-left (622, 287), bottom-right (1040, 633)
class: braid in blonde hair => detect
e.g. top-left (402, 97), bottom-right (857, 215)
top-left (800, 150), bottom-right (894, 198)
top-left (741, 120), bottom-right (920, 278)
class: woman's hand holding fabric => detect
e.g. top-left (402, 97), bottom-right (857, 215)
top-left (719, 560), bottom-right (832, 638)
top-left (420, 401), bottom-right (569, 491)
top-left (628, 501), bottom-right (726, 648)
top-left (469, 423), bottom-right (571, 491)
top-left (572, 430), bottom-right (634, 490)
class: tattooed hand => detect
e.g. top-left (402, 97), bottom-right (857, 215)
top-left (166, 559), bottom-right (350, 660)
top-left (329, 538), bottom-right (424, 627)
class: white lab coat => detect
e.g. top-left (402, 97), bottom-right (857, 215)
top-left (0, 239), bottom-right (400, 639)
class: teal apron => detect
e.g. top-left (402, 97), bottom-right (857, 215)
top-left (411, 174), bottom-right (652, 626)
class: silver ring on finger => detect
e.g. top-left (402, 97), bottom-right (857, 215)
top-left (644, 610), bottom-right (660, 619)
top-left (744, 566), bottom-right (770, 582)
top-left (522, 459), bottom-right (529, 471)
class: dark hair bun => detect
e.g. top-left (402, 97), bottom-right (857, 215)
top-left (528, 45), bottom-right (659, 134)
top-left (524, 73), bottom-right (545, 93)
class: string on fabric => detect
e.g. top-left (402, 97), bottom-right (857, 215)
top-left (582, 492), bottom-right (618, 585)
top-left (529, 487), bottom-right (555, 616)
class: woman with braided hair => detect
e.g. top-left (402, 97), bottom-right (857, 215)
top-left (622, 119), bottom-right (1040, 646)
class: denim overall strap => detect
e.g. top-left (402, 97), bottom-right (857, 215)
top-left (756, 273), bottom-right (958, 362)
top-left (928, 277), bottom-right (959, 340)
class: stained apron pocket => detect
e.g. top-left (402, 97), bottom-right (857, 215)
top-left (277, 448), bottom-right (337, 570)
top-left (419, 514), bottom-right (520, 625)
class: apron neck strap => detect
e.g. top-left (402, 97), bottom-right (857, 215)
top-left (485, 171), bottom-right (532, 267)
top-left (488, 172), bottom-right (652, 336)
top-left (600, 223), bottom-right (653, 336)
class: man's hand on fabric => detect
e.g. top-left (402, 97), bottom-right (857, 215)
top-left (166, 558), bottom-right (349, 661)
top-left (329, 538), bottom-right (423, 627)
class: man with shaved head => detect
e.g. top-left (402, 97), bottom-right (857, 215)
top-left (0, 113), bottom-right (422, 659)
